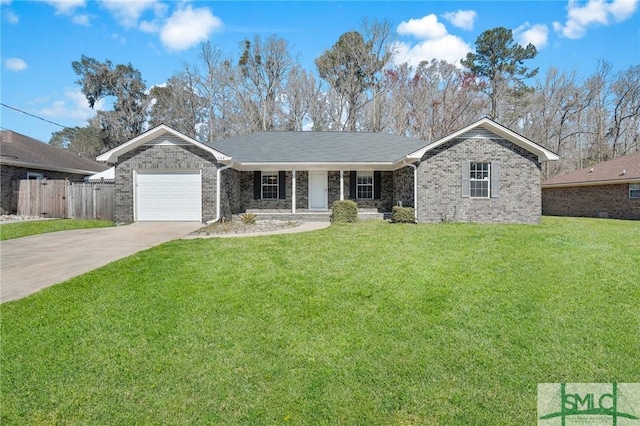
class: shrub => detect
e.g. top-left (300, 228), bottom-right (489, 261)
top-left (240, 212), bottom-right (257, 224)
top-left (331, 200), bottom-right (358, 223)
top-left (390, 206), bottom-right (416, 223)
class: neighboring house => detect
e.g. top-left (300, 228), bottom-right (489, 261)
top-left (87, 167), bottom-right (115, 181)
top-left (96, 118), bottom-right (558, 224)
top-left (1, 130), bottom-right (109, 214)
top-left (542, 150), bottom-right (640, 220)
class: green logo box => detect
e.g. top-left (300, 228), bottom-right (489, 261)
top-left (538, 383), bottom-right (640, 425)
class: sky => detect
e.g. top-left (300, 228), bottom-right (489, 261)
top-left (1, 0), bottom-right (639, 145)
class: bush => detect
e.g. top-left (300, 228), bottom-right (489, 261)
top-left (390, 206), bottom-right (416, 223)
top-left (240, 212), bottom-right (257, 224)
top-left (331, 200), bottom-right (358, 223)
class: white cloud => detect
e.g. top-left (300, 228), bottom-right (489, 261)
top-left (44, 0), bottom-right (90, 25)
top-left (45, 0), bottom-right (86, 15)
top-left (553, 0), bottom-right (639, 39)
top-left (608, 0), bottom-right (639, 20)
top-left (397, 14), bottom-right (448, 39)
top-left (442, 10), bottom-right (477, 30)
top-left (139, 19), bottom-right (159, 33)
top-left (4, 9), bottom-right (19, 24)
top-left (515, 23), bottom-right (549, 49)
top-left (394, 15), bottom-right (471, 67)
top-left (99, 0), bottom-right (166, 28)
top-left (39, 89), bottom-right (104, 122)
top-left (71, 13), bottom-right (90, 26)
top-left (160, 5), bottom-right (223, 52)
top-left (5, 57), bottom-right (27, 71)
top-left (110, 32), bottom-right (126, 44)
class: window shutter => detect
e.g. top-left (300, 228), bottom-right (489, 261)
top-left (278, 171), bottom-right (286, 199)
top-left (374, 171), bottom-right (382, 199)
top-left (254, 171), bottom-right (261, 200)
top-left (349, 171), bottom-right (357, 199)
top-left (490, 162), bottom-right (500, 198)
top-left (461, 162), bottom-right (470, 198)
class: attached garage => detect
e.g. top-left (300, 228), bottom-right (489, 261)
top-left (136, 171), bottom-right (202, 221)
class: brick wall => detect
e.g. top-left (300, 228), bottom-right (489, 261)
top-left (416, 137), bottom-right (542, 224)
top-left (114, 145), bottom-right (219, 223)
top-left (542, 183), bottom-right (640, 220)
top-left (233, 170), bottom-right (397, 212)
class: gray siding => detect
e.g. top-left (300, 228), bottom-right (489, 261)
top-left (114, 144), bottom-right (220, 223)
top-left (416, 137), bottom-right (542, 224)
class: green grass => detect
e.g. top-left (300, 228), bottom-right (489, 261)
top-left (1, 217), bottom-right (638, 424)
top-left (0, 219), bottom-right (113, 240)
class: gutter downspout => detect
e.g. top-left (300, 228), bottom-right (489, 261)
top-left (403, 160), bottom-right (418, 220)
top-left (207, 161), bottom-right (234, 224)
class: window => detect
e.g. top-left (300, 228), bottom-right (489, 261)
top-left (356, 171), bottom-right (373, 199)
top-left (27, 172), bottom-right (43, 180)
top-left (469, 162), bottom-right (490, 198)
top-left (261, 172), bottom-right (278, 199)
top-left (462, 162), bottom-right (500, 199)
top-left (630, 183), bottom-right (640, 199)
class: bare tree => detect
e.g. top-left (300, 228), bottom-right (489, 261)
top-left (608, 65), bottom-right (640, 157)
top-left (148, 74), bottom-right (205, 138)
top-left (238, 35), bottom-right (295, 131)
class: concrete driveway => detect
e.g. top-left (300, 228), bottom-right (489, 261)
top-left (0, 222), bottom-right (202, 303)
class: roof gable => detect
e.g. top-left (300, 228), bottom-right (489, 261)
top-left (1, 130), bottom-right (108, 175)
top-left (96, 124), bottom-right (231, 163)
top-left (407, 118), bottom-right (559, 162)
top-left (543, 150), bottom-right (640, 187)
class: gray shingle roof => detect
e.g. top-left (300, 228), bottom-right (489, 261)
top-left (209, 131), bottom-right (429, 163)
top-left (1, 130), bottom-right (108, 174)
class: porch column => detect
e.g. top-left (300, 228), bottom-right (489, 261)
top-left (340, 170), bottom-right (344, 200)
top-left (292, 170), bottom-right (296, 214)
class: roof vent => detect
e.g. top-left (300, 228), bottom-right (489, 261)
top-left (589, 168), bottom-right (594, 173)
top-left (621, 170), bottom-right (626, 176)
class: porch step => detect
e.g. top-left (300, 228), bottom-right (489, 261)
top-left (233, 209), bottom-right (388, 222)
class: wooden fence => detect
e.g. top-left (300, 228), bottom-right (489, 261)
top-left (15, 179), bottom-right (115, 221)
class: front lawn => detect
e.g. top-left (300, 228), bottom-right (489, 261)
top-left (1, 217), bottom-right (638, 424)
top-left (0, 219), bottom-right (113, 241)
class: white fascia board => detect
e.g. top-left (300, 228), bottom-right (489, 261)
top-left (407, 118), bottom-right (560, 162)
top-left (231, 161), bottom-right (399, 172)
top-left (96, 124), bottom-right (231, 163)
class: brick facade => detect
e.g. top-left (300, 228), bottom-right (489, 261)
top-left (114, 144), bottom-right (220, 223)
top-left (416, 137), bottom-right (542, 224)
top-left (227, 170), bottom-right (399, 213)
top-left (542, 184), bottom-right (640, 220)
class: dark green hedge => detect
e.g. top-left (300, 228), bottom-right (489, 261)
top-left (331, 200), bottom-right (358, 223)
top-left (390, 206), bottom-right (416, 223)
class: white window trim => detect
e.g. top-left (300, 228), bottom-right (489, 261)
top-left (630, 183), bottom-right (640, 199)
top-left (469, 162), bottom-right (490, 199)
top-left (356, 171), bottom-right (374, 200)
top-left (27, 172), bottom-right (44, 180)
top-left (261, 172), bottom-right (279, 200)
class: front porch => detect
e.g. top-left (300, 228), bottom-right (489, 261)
top-left (225, 168), bottom-right (415, 221)
top-left (233, 208), bottom-right (388, 222)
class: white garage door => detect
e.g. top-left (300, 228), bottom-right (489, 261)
top-left (136, 172), bottom-right (202, 221)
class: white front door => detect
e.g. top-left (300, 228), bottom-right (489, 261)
top-left (309, 172), bottom-right (327, 210)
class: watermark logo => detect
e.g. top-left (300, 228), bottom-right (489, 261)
top-left (538, 383), bottom-right (640, 425)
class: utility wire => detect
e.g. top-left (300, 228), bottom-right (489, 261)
top-left (1, 102), bottom-right (70, 129)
